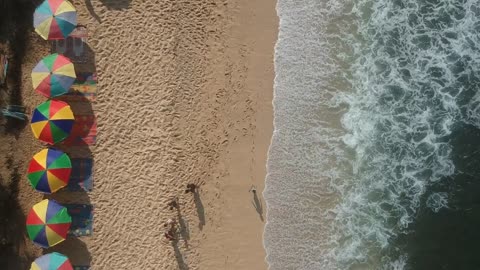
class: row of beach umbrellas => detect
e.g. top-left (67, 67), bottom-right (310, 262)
top-left (28, 0), bottom-right (80, 269)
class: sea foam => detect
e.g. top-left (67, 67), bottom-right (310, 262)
top-left (265, 0), bottom-right (480, 269)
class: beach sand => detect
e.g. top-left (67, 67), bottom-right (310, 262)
top-left (0, 0), bottom-right (277, 269)
top-left (197, 0), bottom-right (277, 269)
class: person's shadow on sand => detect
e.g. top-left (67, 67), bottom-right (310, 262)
top-left (186, 182), bottom-right (206, 230)
top-left (172, 240), bottom-right (189, 270)
top-left (174, 201), bottom-right (190, 248)
top-left (250, 186), bottom-right (264, 222)
top-left (194, 192), bottom-right (206, 230)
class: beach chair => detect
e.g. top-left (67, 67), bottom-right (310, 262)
top-left (52, 26), bottom-right (88, 63)
top-left (7, 105), bottom-right (25, 112)
top-left (66, 204), bottom-right (93, 237)
top-left (63, 115), bottom-right (97, 146)
top-left (56, 39), bottom-right (67, 54)
top-left (1, 105), bottom-right (27, 121)
top-left (59, 72), bottom-right (97, 102)
top-left (67, 158), bottom-right (93, 192)
top-left (73, 36), bottom-right (84, 57)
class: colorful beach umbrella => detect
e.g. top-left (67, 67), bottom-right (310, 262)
top-left (27, 148), bottom-right (72, 194)
top-left (31, 252), bottom-right (73, 270)
top-left (31, 100), bottom-right (75, 145)
top-left (34, 0), bottom-right (77, 40)
top-left (32, 53), bottom-right (76, 98)
top-left (26, 199), bottom-right (72, 248)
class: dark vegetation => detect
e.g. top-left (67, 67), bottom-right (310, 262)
top-left (0, 0), bottom-right (42, 269)
top-left (0, 157), bottom-right (34, 269)
top-left (0, 0), bottom-right (41, 133)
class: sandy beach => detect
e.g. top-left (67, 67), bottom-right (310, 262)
top-left (0, 0), bottom-right (277, 269)
top-left (197, 1), bottom-right (277, 269)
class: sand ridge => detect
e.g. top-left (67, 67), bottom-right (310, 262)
top-left (87, 0), bottom-right (236, 269)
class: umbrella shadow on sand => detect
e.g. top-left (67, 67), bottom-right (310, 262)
top-left (44, 190), bottom-right (93, 267)
top-left (44, 237), bottom-right (92, 267)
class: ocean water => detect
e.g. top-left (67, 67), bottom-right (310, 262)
top-left (264, 0), bottom-right (480, 269)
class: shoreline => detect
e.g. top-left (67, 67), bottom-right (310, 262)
top-left (197, 0), bottom-right (277, 269)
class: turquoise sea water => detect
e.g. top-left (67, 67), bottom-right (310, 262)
top-left (264, 0), bottom-right (480, 269)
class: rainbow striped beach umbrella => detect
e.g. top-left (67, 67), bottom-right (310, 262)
top-left (32, 54), bottom-right (76, 98)
top-left (26, 199), bottom-right (72, 248)
top-left (31, 100), bottom-right (75, 145)
top-left (34, 0), bottom-right (77, 40)
top-left (31, 252), bottom-right (73, 270)
top-left (27, 148), bottom-right (72, 194)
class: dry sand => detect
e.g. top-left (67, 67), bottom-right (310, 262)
top-left (0, 0), bottom-right (277, 269)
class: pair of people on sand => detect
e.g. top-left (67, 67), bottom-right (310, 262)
top-left (163, 218), bottom-right (176, 241)
top-left (163, 183), bottom-right (199, 241)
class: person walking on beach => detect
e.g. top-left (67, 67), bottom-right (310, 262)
top-left (163, 218), bottom-right (176, 241)
top-left (167, 197), bottom-right (179, 210)
top-left (164, 231), bottom-right (175, 241)
top-left (185, 183), bottom-right (197, 194)
top-left (164, 218), bottom-right (176, 230)
top-left (185, 180), bottom-right (205, 194)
